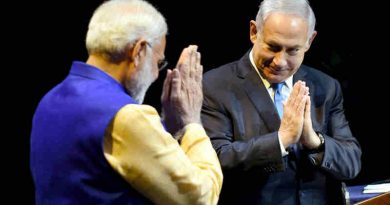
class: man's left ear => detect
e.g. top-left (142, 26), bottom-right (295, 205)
top-left (130, 39), bottom-right (148, 67)
top-left (306, 31), bottom-right (317, 50)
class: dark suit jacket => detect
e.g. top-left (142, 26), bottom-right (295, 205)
top-left (201, 52), bottom-right (361, 205)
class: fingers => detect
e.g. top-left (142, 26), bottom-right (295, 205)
top-left (287, 81), bottom-right (308, 112)
top-left (304, 93), bottom-right (311, 118)
top-left (161, 69), bottom-right (173, 102)
top-left (195, 52), bottom-right (203, 83)
top-left (189, 45), bottom-right (198, 79)
top-left (162, 45), bottom-right (204, 133)
top-left (176, 45), bottom-right (202, 81)
top-left (170, 69), bottom-right (181, 102)
top-left (176, 47), bottom-right (190, 82)
top-left (279, 81), bottom-right (311, 145)
top-left (297, 83), bottom-right (308, 113)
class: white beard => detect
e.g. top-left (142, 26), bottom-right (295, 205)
top-left (125, 56), bottom-right (155, 104)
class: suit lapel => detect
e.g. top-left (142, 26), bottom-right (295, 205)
top-left (237, 53), bottom-right (281, 132)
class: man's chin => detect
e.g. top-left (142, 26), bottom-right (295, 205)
top-left (267, 75), bottom-right (287, 83)
top-left (262, 70), bottom-right (285, 82)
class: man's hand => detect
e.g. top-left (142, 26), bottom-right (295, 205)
top-left (278, 81), bottom-right (308, 148)
top-left (300, 94), bottom-right (322, 149)
top-left (161, 45), bottom-right (203, 135)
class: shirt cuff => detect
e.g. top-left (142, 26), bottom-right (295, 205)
top-left (278, 134), bottom-right (289, 157)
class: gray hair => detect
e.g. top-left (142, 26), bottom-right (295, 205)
top-left (255, 0), bottom-right (316, 38)
top-left (86, 0), bottom-right (168, 62)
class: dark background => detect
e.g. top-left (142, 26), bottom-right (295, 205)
top-left (14, 0), bottom-right (387, 203)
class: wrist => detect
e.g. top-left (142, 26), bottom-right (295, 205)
top-left (182, 114), bottom-right (201, 125)
top-left (306, 132), bottom-right (325, 153)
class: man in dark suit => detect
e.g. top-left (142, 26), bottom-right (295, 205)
top-left (201, 0), bottom-right (361, 204)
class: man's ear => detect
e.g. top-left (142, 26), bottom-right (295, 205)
top-left (305, 31), bottom-right (317, 51)
top-left (129, 39), bottom-right (148, 67)
top-left (249, 20), bottom-right (258, 44)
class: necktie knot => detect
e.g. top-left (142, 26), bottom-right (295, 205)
top-left (271, 83), bottom-right (283, 93)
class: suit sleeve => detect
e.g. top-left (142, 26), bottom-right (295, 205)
top-left (103, 104), bottom-right (223, 205)
top-left (201, 80), bottom-right (284, 172)
top-left (315, 80), bottom-right (362, 180)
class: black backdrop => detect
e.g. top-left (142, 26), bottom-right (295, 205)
top-left (16, 0), bottom-right (387, 203)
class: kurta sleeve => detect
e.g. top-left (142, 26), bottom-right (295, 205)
top-left (103, 104), bottom-right (223, 205)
